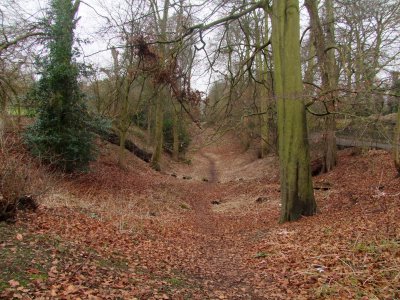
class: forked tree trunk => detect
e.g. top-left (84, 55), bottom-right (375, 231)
top-left (272, 0), bottom-right (316, 222)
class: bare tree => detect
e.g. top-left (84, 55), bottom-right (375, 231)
top-left (305, 0), bottom-right (339, 173)
top-left (0, 0), bottom-right (44, 136)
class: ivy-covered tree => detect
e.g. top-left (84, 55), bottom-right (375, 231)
top-left (26, 0), bottom-right (95, 172)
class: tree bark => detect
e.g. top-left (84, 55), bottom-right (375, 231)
top-left (150, 0), bottom-right (170, 171)
top-left (272, 0), bottom-right (316, 222)
top-left (394, 107), bottom-right (400, 175)
top-left (305, 0), bottom-right (338, 173)
top-left (0, 83), bottom-right (9, 138)
top-left (172, 105), bottom-right (180, 160)
top-left (254, 8), bottom-right (270, 158)
top-left (151, 89), bottom-right (164, 171)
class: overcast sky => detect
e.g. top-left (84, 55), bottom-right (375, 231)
top-left (16, 1), bottom-right (308, 92)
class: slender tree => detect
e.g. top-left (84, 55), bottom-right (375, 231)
top-left (254, 7), bottom-right (272, 157)
top-left (149, 0), bottom-right (170, 170)
top-left (392, 72), bottom-right (400, 175)
top-left (305, 0), bottom-right (338, 173)
top-left (0, 1), bottom-right (43, 137)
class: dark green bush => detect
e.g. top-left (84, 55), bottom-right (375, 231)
top-left (25, 104), bottom-right (95, 172)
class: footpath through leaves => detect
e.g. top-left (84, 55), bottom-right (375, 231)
top-left (0, 137), bottom-right (399, 299)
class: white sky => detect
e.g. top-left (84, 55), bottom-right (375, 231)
top-left (9, 1), bottom-right (306, 92)
top-left (10, 0), bottom-right (400, 92)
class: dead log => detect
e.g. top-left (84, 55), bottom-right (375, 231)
top-left (104, 132), bottom-right (152, 163)
top-left (91, 126), bottom-right (152, 163)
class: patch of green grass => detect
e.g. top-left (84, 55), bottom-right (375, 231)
top-left (348, 275), bottom-right (360, 287)
top-left (166, 277), bottom-right (185, 287)
top-left (353, 239), bottom-right (399, 254)
top-left (97, 256), bottom-right (129, 271)
top-left (0, 280), bottom-right (9, 292)
top-left (379, 239), bottom-right (400, 251)
top-left (180, 203), bottom-right (190, 210)
top-left (158, 276), bottom-right (187, 294)
top-left (353, 242), bottom-right (378, 254)
top-left (255, 251), bottom-right (269, 258)
top-left (315, 283), bottom-right (338, 298)
top-left (0, 223), bottom-right (55, 291)
top-left (29, 273), bottom-right (48, 281)
top-left (322, 226), bottom-right (333, 235)
top-left (134, 266), bottom-right (150, 275)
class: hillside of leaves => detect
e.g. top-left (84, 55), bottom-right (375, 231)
top-left (0, 130), bottom-right (399, 299)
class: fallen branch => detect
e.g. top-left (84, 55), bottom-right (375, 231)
top-left (103, 131), bottom-right (152, 163)
top-left (90, 126), bottom-right (152, 163)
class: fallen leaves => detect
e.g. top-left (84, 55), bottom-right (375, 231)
top-left (64, 284), bottom-right (79, 295)
top-left (8, 280), bottom-right (20, 287)
top-left (1, 143), bottom-right (399, 299)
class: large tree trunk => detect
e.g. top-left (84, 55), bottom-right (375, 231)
top-left (272, 0), bottom-right (316, 223)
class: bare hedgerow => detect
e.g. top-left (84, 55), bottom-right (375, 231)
top-left (0, 133), bottom-right (48, 222)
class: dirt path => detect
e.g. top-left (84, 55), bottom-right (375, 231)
top-left (177, 189), bottom-right (261, 299)
top-left (200, 151), bottom-right (219, 183)
top-left (158, 138), bottom-right (275, 299)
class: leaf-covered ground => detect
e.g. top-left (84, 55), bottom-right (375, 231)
top-left (1, 134), bottom-right (399, 299)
